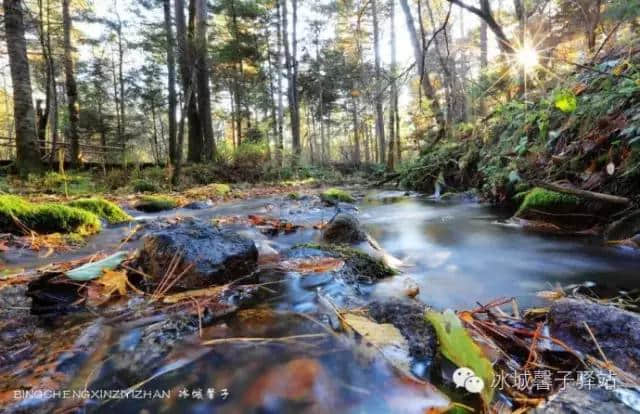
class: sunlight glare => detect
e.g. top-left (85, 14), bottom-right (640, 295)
top-left (515, 46), bottom-right (539, 72)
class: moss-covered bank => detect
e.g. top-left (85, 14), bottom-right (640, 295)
top-left (0, 195), bottom-right (101, 235)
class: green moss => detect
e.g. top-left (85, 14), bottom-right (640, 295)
top-left (135, 195), bottom-right (178, 212)
top-left (320, 188), bottom-right (355, 203)
top-left (211, 183), bottom-right (231, 196)
top-left (287, 192), bottom-right (301, 200)
top-left (0, 195), bottom-right (101, 235)
top-left (295, 242), bottom-right (396, 279)
top-left (67, 198), bottom-right (131, 224)
top-left (516, 188), bottom-right (580, 216)
top-left (131, 179), bottom-right (159, 193)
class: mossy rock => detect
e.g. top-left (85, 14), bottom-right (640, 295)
top-left (183, 183), bottom-right (232, 199)
top-left (320, 188), bottom-right (355, 204)
top-left (131, 179), bottom-right (160, 193)
top-left (293, 242), bottom-right (396, 282)
top-left (135, 195), bottom-right (178, 212)
top-left (67, 198), bottom-right (131, 224)
top-left (0, 195), bottom-right (101, 235)
top-left (210, 183), bottom-right (231, 196)
top-left (516, 188), bottom-right (580, 217)
top-left (287, 192), bottom-right (301, 200)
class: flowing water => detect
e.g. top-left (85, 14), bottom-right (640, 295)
top-left (5, 189), bottom-right (640, 413)
top-left (360, 191), bottom-right (640, 310)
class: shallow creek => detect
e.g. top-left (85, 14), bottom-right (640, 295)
top-left (3, 189), bottom-right (639, 414)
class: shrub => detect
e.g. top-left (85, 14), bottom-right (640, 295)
top-left (131, 179), bottom-right (159, 193)
top-left (67, 198), bottom-right (131, 224)
top-left (0, 195), bottom-right (101, 235)
top-left (38, 172), bottom-right (96, 195)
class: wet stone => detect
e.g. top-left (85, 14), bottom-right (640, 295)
top-left (321, 213), bottom-right (367, 244)
top-left (138, 218), bottom-right (258, 291)
top-left (182, 199), bottom-right (214, 210)
top-left (368, 299), bottom-right (437, 362)
top-left (548, 298), bottom-right (640, 373)
top-left (299, 273), bottom-right (333, 289)
top-left (533, 385), bottom-right (637, 414)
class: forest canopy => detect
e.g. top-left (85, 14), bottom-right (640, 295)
top-left (0, 0), bottom-right (638, 186)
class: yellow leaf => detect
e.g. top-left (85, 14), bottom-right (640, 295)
top-left (97, 269), bottom-right (129, 297)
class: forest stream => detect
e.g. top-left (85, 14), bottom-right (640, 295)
top-left (2, 188), bottom-right (640, 413)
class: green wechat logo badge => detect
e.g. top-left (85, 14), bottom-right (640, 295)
top-left (453, 367), bottom-right (485, 394)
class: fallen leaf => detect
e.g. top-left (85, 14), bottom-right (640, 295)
top-left (96, 269), bottom-right (129, 297)
top-left (426, 310), bottom-right (495, 405)
top-left (280, 257), bottom-right (345, 274)
top-left (342, 313), bottom-right (412, 373)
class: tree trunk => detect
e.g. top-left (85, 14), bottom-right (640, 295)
top-left (62, 0), bottom-right (80, 167)
top-left (186, 0), bottom-right (203, 162)
top-left (230, 0), bottom-right (243, 145)
top-left (351, 97), bottom-right (360, 166)
top-left (151, 101), bottom-right (160, 163)
top-left (111, 54), bottom-right (121, 151)
top-left (195, 0), bottom-right (215, 160)
top-left (399, 0), bottom-right (446, 141)
top-left (114, 1), bottom-right (126, 157)
top-left (37, 0), bottom-right (51, 157)
top-left (275, 0), bottom-right (284, 166)
top-left (386, 0), bottom-right (397, 170)
top-left (266, 27), bottom-right (278, 161)
top-left (175, 0), bottom-right (189, 169)
top-left (163, 0), bottom-right (178, 165)
top-left (3, 0), bottom-right (41, 173)
top-left (371, 0), bottom-right (385, 164)
top-left (46, 0), bottom-right (58, 165)
top-left (282, 0), bottom-right (300, 162)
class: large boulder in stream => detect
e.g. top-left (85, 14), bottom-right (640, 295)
top-left (548, 298), bottom-right (640, 373)
top-left (533, 385), bottom-right (637, 414)
top-left (138, 218), bottom-right (258, 290)
top-left (321, 213), bottom-right (367, 244)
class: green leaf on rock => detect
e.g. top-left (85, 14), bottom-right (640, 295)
top-left (426, 309), bottom-right (495, 405)
top-left (66, 251), bottom-right (129, 281)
